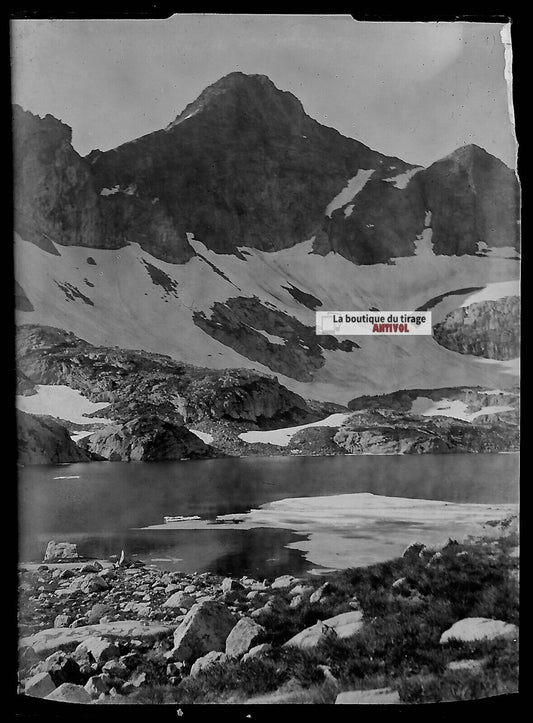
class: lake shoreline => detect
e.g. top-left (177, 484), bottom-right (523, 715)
top-left (18, 514), bottom-right (519, 704)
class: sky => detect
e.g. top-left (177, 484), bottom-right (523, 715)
top-left (10, 15), bottom-right (516, 168)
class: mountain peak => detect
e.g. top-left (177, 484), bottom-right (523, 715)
top-left (166, 72), bottom-right (305, 131)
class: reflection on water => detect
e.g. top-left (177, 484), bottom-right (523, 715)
top-left (18, 454), bottom-right (518, 576)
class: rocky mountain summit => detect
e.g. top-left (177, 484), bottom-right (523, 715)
top-left (14, 72), bottom-right (519, 267)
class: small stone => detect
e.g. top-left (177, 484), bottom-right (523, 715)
top-left (80, 561), bottom-right (103, 573)
top-left (53, 614), bottom-right (73, 628)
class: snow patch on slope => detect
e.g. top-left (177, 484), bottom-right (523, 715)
top-left (325, 169), bottom-right (374, 217)
top-left (460, 280), bottom-right (519, 307)
top-left (239, 413), bottom-right (351, 446)
top-left (410, 396), bottom-right (515, 421)
top-left (15, 232), bottom-right (519, 405)
top-left (383, 167), bottom-right (422, 189)
top-left (16, 384), bottom-right (113, 425)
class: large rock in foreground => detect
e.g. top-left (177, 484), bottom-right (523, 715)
top-left (45, 682), bottom-right (92, 704)
top-left (19, 620), bottom-right (172, 659)
top-left (171, 601), bottom-right (236, 662)
top-left (439, 617), bottom-right (518, 644)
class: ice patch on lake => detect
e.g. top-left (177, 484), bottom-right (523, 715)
top-left (16, 384), bottom-right (113, 426)
top-left (239, 413), bottom-right (351, 447)
top-left (143, 492), bottom-right (516, 570)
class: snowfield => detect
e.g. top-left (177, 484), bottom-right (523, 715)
top-left (15, 384), bottom-right (113, 425)
top-left (15, 232), bottom-right (519, 405)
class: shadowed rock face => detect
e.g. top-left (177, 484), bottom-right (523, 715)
top-left (17, 410), bottom-right (92, 464)
top-left (433, 296), bottom-right (520, 360)
top-left (12, 105), bottom-right (194, 263)
top-left (78, 415), bottom-right (213, 462)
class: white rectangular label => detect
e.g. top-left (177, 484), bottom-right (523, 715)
top-left (315, 311), bottom-right (432, 335)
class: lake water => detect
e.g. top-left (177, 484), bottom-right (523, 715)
top-left (18, 454), bottom-right (519, 578)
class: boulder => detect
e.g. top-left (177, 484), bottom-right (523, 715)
top-left (87, 603), bottom-right (114, 625)
top-left (45, 683), bottom-right (92, 704)
top-left (402, 541), bottom-right (426, 560)
top-left (84, 674), bottom-right (110, 698)
top-left (440, 618), bottom-right (519, 644)
top-left (284, 621), bottom-right (337, 650)
top-left (24, 672), bottom-right (56, 698)
top-left (335, 687), bottom-right (401, 704)
top-left (322, 611), bottom-right (364, 639)
top-left (162, 591), bottom-right (196, 610)
top-left (221, 577), bottom-right (244, 593)
top-left (225, 617), bottom-right (266, 658)
top-left (75, 636), bottom-right (120, 664)
top-left (43, 541), bottom-right (79, 562)
top-left (190, 651), bottom-right (228, 677)
top-left (271, 575), bottom-right (297, 590)
top-left (101, 659), bottom-right (129, 678)
top-left (68, 574), bottom-right (108, 594)
top-left (170, 601), bottom-right (236, 662)
top-left (40, 650), bottom-right (82, 685)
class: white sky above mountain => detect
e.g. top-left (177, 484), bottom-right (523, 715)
top-left (10, 15), bottom-right (516, 168)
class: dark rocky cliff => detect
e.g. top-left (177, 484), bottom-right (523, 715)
top-left (433, 296), bottom-right (520, 360)
top-left (17, 410), bottom-right (93, 465)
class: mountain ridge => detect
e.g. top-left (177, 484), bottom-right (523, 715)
top-left (13, 72), bottom-right (519, 266)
